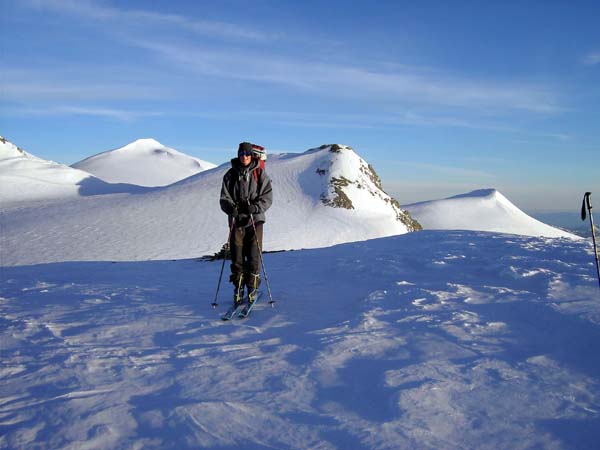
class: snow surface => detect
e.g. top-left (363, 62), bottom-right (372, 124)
top-left (1, 145), bottom-right (414, 266)
top-left (404, 189), bottom-right (578, 239)
top-left (1, 138), bottom-right (598, 449)
top-left (0, 137), bottom-right (143, 206)
top-left (71, 139), bottom-right (217, 187)
top-left (1, 231), bottom-right (599, 449)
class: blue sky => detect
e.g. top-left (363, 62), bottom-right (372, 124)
top-left (1, 0), bottom-right (599, 211)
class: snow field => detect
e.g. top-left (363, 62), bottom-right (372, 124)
top-left (1, 231), bottom-right (599, 449)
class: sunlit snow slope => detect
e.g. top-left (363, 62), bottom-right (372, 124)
top-left (404, 189), bottom-right (578, 239)
top-left (0, 137), bottom-right (142, 205)
top-left (72, 138), bottom-right (217, 187)
top-left (2, 145), bottom-right (417, 265)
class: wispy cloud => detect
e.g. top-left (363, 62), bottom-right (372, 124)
top-left (14, 0), bottom-right (565, 129)
top-left (23, 0), bottom-right (274, 42)
top-left (388, 161), bottom-right (496, 179)
top-left (384, 180), bottom-right (492, 205)
top-left (2, 67), bottom-right (167, 102)
top-left (20, 1), bottom-right (563, 115)
top-left (56, 106), bottom-right (163, 120)
top-left (582, 51), bottom-right (600, 66)
top-left (164, 110), bottom-right (570, 141)
top-left (3, 105), bottom-right (163, 121)
top-left (136, 40), bottom-right (562, 114)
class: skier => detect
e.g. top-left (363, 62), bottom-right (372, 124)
top-left (220, 142), bottom-right (273, 307)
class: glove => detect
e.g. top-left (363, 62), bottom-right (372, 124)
top-left (249, 204), bottom-right (259, 215)
top-left (231, 206), bottom-right (239, 219)
top-left (238, 202), bottom-right (249, 214)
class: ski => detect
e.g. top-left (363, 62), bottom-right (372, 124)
top-left (238, 291), bottom-right (262, 318)
top-left (221, 303), bottom-right (245, 321)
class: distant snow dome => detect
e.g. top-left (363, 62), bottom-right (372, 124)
top-left (0, 136), bottom-right (124, 205)
top-left (403, 188), bottom-right (578, 239)
top-left (72, 138), bottom-right (217, 187)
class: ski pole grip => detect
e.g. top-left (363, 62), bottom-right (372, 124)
top-left (582, 192), bottom-right (592, 221)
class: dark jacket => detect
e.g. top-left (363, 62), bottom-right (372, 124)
top-left (220, 158), bottom-right (273, 227)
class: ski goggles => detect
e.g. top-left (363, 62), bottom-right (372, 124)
top-left (238, 150), bottom-right (253, 156)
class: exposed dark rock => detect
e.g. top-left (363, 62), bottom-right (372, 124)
top-left (321, 176), bottom-right (354, 209)
top-left (208, 243), bottom-right (230, 260)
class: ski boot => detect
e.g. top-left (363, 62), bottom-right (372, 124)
top-left (233, 275), bottom-right (245, 307)
top-left (246, 273), bottom-right (260, 305)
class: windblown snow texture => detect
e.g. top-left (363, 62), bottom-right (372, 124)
top-left (1, 231), bottom-right (599, 449)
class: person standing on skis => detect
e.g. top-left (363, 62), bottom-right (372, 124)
top-left (220, 142), bottom-right (273, 306)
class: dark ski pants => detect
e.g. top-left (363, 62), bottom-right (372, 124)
top-left (230, 222), bottom-right (263, 289)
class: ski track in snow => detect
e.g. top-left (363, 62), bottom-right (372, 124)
top-left (1, 231), bottom-right (600, 449)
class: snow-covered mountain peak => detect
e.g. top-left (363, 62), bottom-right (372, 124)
top-left (307, 144), bottom-right (421, 231)
top-left (0, 136), bottom-right (131, 205)
top-left (404, 188), bottom-right (578, 239)
top-left (449, 188), bottom-right (499, 199)
top-left (72, 138), bottom-right (217, 186)
top-left (127, 137), bottom-right (162, 148)
top-left (111, 138), bottom-right (167, 155)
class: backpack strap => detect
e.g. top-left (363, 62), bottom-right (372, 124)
top-left (252, 165), bottom-right (262, 182)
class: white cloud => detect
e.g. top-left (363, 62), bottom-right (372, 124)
top-left (387, 161), bottom-right (496, 179)
top-left (56, 106), bottom-right (163, 120)
top-left (13, 1), bottom-right (566, 128)
top-left (582, 51), bottom-right (600, 66)
top-left (135, 41), bottom-right (561, 114)
top-left (384, 180), bottom-right (488, 205)
top-left (1, 68), bottom-right (168, 101)
top-left (23, 0), bottom-right (273, 42)
top-left (3, 105), bottom-right (163, 121)
top-left (19, 1), bottom-right (562, 115)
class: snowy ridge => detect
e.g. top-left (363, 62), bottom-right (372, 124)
top-left (404, 188), bottom-right (578, 239)
top-left (1, 144), bottom-right (417, 266)
top-left (0, 137), bottom-right (143, 205)
top-left (0, 136), bottom-right (29, 159)
top-left (72, 138), bottom-right (217, 187)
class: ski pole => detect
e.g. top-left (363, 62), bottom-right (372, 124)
top-left (211, 218), bottom-right (236, 308)
top-left (249, 212), bottom-right (275, 306)
top-left (581, 192), bottom-right (600, 289)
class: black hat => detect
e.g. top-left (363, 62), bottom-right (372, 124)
top-left (238, 142), bottom-right (253, 154)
